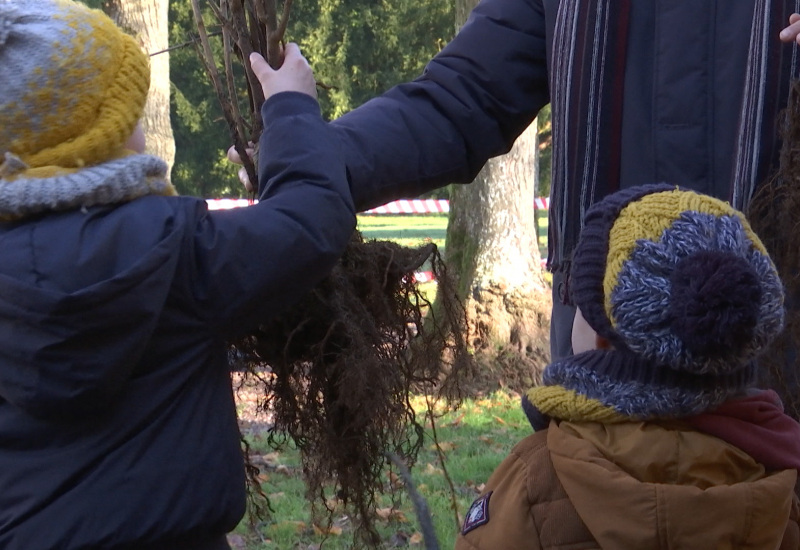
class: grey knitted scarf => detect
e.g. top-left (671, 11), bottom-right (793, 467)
top-left (0, 153), bottom-right (171, 221)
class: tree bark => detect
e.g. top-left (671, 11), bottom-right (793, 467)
top-left (104, 0), bottom-right (175, 181)
top-left (445, 0), bottom-right (551, 392)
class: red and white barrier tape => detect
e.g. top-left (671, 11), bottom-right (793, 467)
top-left (361, 198), bottom-right (550, 214)
top-left (206, 198), bottom-right (550, 213)
top-left (363, 199), bottom-right (449, 214)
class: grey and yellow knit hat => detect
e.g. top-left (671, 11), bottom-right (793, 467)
top-left (0, 0), bottom-right (175, 222)
top-left (526, 184), bottom-right (785, 424)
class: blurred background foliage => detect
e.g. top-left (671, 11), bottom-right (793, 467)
top-left (167, 0), bottom-right (454, 197)
top-left (80, 0), bottom-right (554, 200)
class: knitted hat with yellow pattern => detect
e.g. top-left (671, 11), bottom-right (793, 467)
top-left (0, 0), bottom-right (176, 221)
top-left (525, 184), bottom-right (785, 426)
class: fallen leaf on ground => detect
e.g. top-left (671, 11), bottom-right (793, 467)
top-left (376, 508), bottom-right (408, 523)
top-left (445, 413), bottom-right (465, 427)
top-left (425, 463), bottom-right (443, 475)
top-left (388, 470), bottom-right (404, 488)
top-left (312, 523), bottom-right (343, 536)
top-left (432, 441), bottom-right (455, 452)
top-left (275, 520), bottom-right (306, 533)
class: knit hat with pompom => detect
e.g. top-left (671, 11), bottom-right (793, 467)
top-left (525, 184), bottom-right (785, 425)
top-left (0, 0), bottom-right (175, 222)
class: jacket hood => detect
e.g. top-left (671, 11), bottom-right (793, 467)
top-left (548, 420), bottom-right (798, 549)
top-left (0, 217), bottom-right (182, 421)
top-left (685, 389), bottom-right (800, 471)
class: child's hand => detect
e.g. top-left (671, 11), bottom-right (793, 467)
top-left (779, 13), bottom-right (800, 44)
top-left (226, 143), bottom-right (256, 193)
top-left (250, 43), bottom-right (317, 101)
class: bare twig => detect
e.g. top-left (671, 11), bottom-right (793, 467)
top-left (148, 30), bottom-right (223, 57)
top-left (189, 0), bottom-right (252, 183)
top-left (386, 452), bottom-right (441, 550)
top-left (220, 5), bottom-right (250, 143)
top-left (190, 0), bottom-right (294, 194)
top-left (425, 394), bottom-right (461, 531)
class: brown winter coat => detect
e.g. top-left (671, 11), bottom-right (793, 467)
top-left (455, 420), bottom-right (800, 550)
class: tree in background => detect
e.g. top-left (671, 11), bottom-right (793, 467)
top-left (105, 0), bottom-right (176, 180)
top-left (168, 0), bottom-right (454, 197)
top-left (293, 0), bottom-right (453, 118)
top-left (443, 0), bottom-right (552, 392)
top-left (77, 0), bottom-right (175, 180)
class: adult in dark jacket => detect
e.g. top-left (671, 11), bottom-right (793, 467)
top-left (325, 0), bottom-right (800, 361)
top-left (0, 2), bottom-right (354, 549)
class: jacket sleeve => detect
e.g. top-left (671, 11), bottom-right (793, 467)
top-left (331, 0), bottom-right (550, 211)
top-left (187, 92), bottom-right (356, 337)
top-left (455, 435), bottom-right (544, 550)
top-left (779, 492), bottom-right (799, 550)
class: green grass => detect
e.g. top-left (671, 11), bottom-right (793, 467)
top-left (232, 391), bottom-right (531, 549)
top-left (356, 213), bottom-right (549, 261)
top-left (357, 214), bottom-right (449, 257)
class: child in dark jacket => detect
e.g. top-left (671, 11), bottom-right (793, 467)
top-left (456, 184), bottom-right (800, 549)
top-left (0, 1), bottom-right (354, 549)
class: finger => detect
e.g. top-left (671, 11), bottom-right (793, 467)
top-left (779, 15), bottom-right (800, 41)
top-left (238, 167), bottom-right (254, 193)
top-left (227, 145), bottom-right (241, 164)
top-left (249, 52), bottom-right (272, 81)
top-left (282, 43), bottom-right (312, 71)
top-left (282, 42), bottom-right (303, 62)
top-left (227, 144), bottom-right (255, 164)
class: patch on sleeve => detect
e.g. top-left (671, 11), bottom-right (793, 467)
top-left (461, 491), bottom-right (492, 535)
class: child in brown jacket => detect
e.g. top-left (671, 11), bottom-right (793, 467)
top-left (456, 184), bottom-right (800, 549)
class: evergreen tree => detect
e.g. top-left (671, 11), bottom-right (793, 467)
top-left (170, 0), bottom-right (454, 197)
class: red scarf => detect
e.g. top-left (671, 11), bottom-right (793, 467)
top-left (686, 390), bottom-right (800, 471)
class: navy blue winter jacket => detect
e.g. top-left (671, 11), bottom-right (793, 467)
top-left (0, 93), bottom-right (355, 549)
top-left (333, 0), bottom-right (797, 270)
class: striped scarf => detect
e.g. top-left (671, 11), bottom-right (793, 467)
top-left (547, 0), bottom-right (800, 273)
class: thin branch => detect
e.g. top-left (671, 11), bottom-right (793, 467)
top-left (220, 4), bottom-right (250, 148)
top-left (426, 394), bottom-right (461, 531)
top-left (386, 452), bottom-right (440, 550)
top-left (148, 30), bottom-right (223, 57)
top-left (229, 0), bottom-right (265, 136)
top-left (190, 0), bottom-right (257, 188)
top-left (275, 0), bottom-right (293, 45)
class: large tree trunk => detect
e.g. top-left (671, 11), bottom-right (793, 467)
top-left (104, 0), bottom-right (175, 180)
top-left (444, 0), bottom-right (551, 393)
top-left (441, 0), bottom-right (551, 393)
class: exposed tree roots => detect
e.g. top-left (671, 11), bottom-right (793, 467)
top-left (230, 231), bottom-right (474, 545)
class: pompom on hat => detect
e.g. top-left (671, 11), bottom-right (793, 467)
top-left (525, 184), bottom-right (785, 425)
top-left (0, 0), bottom-right (175, 221)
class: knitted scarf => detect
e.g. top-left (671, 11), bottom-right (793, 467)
top-left (0, 152), bottom-right (174, 222)
top-left (547, 0), bottom-right (800, 273)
